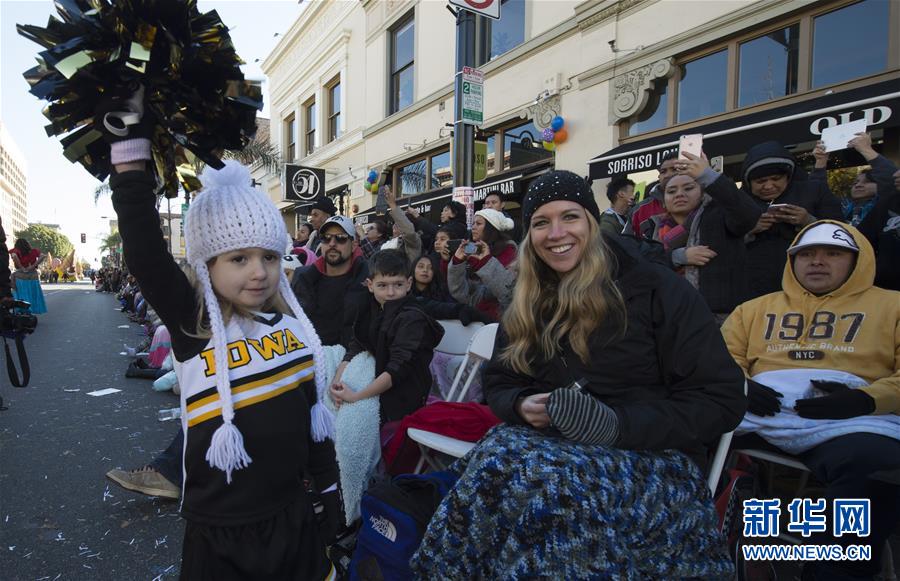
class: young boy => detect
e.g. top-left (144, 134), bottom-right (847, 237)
top-left (329, 249), bottom-right (444, 424)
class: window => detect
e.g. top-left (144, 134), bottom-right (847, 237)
top-left (628, 82), bottom-right (668, 136)
top-left (501, 120), bottom-right (553, 170)
top-left (738, 25), bottom-right (800, 108)
top-left (397, 159), bottom-right (428, 196)
top-left (430, 150), bottom-right (452, 188)
top-left (478, 0), bottom-right (526, 63)
top-left (390, 15), bottom-right (415, 114)
top-left (284, 114), bottom-right (296, 162)
top-left (327, 79), bottom-right (341, 142)
top-left (677, 50), bottom-right (728, 123)
top-left (812, 0), bottom-right (890, 88)
top-left (304, 97), bottom-right (316, 156)
top-left (624, 0), bottom-right (897, 137)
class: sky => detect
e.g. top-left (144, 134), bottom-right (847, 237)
top-left (1, 0), bottom-right (304, 264)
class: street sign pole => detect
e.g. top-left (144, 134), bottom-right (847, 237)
top-left (452, 8), bottom-right (476, 193)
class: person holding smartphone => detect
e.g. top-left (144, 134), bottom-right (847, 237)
top-left (740, 140), bottom-right (843, 298)
top-left (447, 209), bottom-right (517, 321)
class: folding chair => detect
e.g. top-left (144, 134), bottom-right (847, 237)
top-left (409, 323), bottom-right (498, 472)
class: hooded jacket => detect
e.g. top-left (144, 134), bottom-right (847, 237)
top-left (722, 221), bottom-right (900, 414)
top-left (740, 142), bottom-right (844, 298)
top-left (344, 294), bottom-right (445, 423)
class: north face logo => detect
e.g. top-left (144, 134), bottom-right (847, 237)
top-left (369, 514), bottom-right (397, 542)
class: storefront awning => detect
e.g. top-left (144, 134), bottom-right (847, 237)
top-left (588, 78), bottom-right (900, 180)
top-left (275, 201), bottom-right (297, 212)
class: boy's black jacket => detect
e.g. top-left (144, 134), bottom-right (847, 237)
top-left (345, 294), bottom-right (444, 423)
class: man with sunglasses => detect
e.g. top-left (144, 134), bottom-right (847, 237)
top-left (292, 215), bottom-right (370, 347)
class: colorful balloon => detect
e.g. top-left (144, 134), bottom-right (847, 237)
top-left (542, 141), bottom-right (556, 152)
top-left (542, 127), bottom-right (555, 143)
top-left (367, 170), bottom-right (378, 183)
top-left (551, 116), bottom-right (565, 132)
top-left (553, 127), bottom-right (568, 144)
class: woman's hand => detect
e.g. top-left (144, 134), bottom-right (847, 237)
top-left (472, 240), bottom-right (491, 261)
top-left (383, 185), bottom-right (397, 208)
top-left (675, 151), bottom-right (709, 179)
top-left (813, 141), bottom-right (829, 169)
top-left (848, 132), bottom-right (878, 161)
top-left (750, 213), bottom-right (777, 234)
top-left (516, 393), bottom-right (550, 428)
top-left (684, 245), bottom-right (717, 266)
top-left (454, 239), bottom-right (471, 261)
top-left (772, 204), bottom-right (811, 227)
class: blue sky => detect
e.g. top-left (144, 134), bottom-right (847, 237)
top-left (1, 0), bottom-right (303, 264)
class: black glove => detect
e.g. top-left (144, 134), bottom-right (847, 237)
top-left (747, 379), bottom-right (783, 417)
top-left (315, 488), bottom-right (344, 546)
top-left (795, 389), bottom-right (875, 420)
top-left (546, 387), bottom-right (619, 446)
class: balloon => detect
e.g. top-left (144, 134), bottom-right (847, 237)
top-left (553, 127), bottom-right (568, 144)
top-left (368, 170), bottom-right (378, 183)
top-left (542, 141), bottom-right (556, 152)
top-left (551, 116), bottom-right (565, 132)
top-left (370, 182), bottom-right (379, 192)
top-left (541, 127), bottom-right (555, 143)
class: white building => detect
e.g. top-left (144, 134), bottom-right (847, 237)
top-left (0, 121), bottom-right (29, 247)
top-left (262, 0), bottom-right (899, 231)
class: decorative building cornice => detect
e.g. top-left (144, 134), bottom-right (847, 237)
top-left (577, 0), bottom-right (646, 32)
top-left (610, 58), bottom-right (673, 124)
top-left (523, 94), bottom-right (562, 130)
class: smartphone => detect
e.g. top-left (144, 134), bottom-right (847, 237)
top-left (679, 134), bottom-right (703, 159)
top-left (464, 242), bottom-right (478, 255)
top-left (447, 239), bottom-right (464, 255)
top-left (768, 203), bottom-right (790, 211)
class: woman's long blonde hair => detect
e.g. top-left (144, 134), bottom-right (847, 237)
top-left (182, 260), bottom-right (291, 339)
top-left (499, 213), bottom-right (626, 375)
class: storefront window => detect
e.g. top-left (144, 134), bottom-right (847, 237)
top-left (430, 150), bottom-right (452, 188)
top-left (738, 25), bottom-right (799, 108)
top-left (490, 0), bottom-right (525, 60)
top-left (628, 82), bottom-right (668, 136)
top-left (397, 159), bottom-right (427, 196)
top-left (485, 135), bottom-right (497, 174)
top-left (503, 120), bottom-right (553, 170)
top-left (812, 0), bottom-right (889, 89)
top-left (677, 50), bottom-right (727, 123)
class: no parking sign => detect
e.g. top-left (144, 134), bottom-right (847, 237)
top-left (449, 0), bottom-right (501, 20)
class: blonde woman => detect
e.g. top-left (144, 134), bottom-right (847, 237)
top-left (412, 170), bottom-right (746, 579)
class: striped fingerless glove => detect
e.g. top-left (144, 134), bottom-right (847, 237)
top-left (547, 388), bottom-right (620, 446)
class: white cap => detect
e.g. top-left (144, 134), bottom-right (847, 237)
top-left (474, 208), bottom-right (515, 232)
top-left (788, 222), bottom-right (860, 255)
top-left (321, 215), bottom-right (356, 239)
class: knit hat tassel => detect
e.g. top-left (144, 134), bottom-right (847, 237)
top-left (310, 401), bottom-right (335, 442)
top-left (206, 421), bottom-right (252, 484)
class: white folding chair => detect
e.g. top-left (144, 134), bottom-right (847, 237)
top-left (410, 323), bottom-right (498, 472)
top-left (434, 320), bottom-right (484, 357)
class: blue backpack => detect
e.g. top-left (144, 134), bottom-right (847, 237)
top-left (350, 471), bottom-right (458, 580)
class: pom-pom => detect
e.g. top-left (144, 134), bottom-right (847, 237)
top-left (17, 0), bottom-right (262, 197)
top-left (199, 159), bottom-right (253, 190)
top-left (205, 421), bottom-right (252, 484)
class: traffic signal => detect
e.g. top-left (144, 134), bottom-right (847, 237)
top-left (80, 233), bottom-right (86, 243)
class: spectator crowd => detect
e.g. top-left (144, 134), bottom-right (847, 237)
top-left (95, 127), bottom-right (899, 581)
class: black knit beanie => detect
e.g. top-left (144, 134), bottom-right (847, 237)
top-left (522, 170), bottom-right (601, 230)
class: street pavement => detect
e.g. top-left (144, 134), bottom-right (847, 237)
top-left (1, 282), bottom-right (183, 580)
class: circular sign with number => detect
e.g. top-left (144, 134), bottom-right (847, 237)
top-left (291, 168), bottom-right (321, 201)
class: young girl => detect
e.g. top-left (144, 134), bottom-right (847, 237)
top-left (110, 137), bottom-right (338, 580)
top-left (9, 238), bottom-right (47, 314)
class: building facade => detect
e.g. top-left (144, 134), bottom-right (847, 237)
top-left (0, 121), bottom-right (29, 247)
top-left (262, 0), bottom-right (899, 231)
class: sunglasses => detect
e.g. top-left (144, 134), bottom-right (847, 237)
top-left (321, 234), bottom-right (352, 244)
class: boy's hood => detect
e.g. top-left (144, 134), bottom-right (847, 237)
top-left (782, 220), bottom-right (875, 300)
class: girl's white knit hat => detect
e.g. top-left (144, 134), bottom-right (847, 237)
top-left (475, 208), bottom-right (514, 233)
top-left (185, 160), bottom-right (332, 483)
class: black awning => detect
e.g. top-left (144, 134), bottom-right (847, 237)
top-left (588, 78), bottom-right (900, 180)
